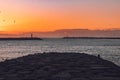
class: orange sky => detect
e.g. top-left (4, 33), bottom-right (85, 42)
top-left (0, 0), bottom-right (120, 32)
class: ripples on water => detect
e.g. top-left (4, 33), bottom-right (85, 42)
top-left (0, 38), bottom-right (120, 65)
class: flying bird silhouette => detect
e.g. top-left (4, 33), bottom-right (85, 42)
top-left (3, 20), bottom-right (6, 22)
top-left (14, 20), bottom-right (16, 23)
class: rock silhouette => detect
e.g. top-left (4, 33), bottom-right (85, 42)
top-left (0, 53), bottom-right (120, 80)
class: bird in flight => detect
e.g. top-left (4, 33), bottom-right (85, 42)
top-left (14, 20), bottom-right (16, 24)
top-left (3, 20), bottom-right (6, 22)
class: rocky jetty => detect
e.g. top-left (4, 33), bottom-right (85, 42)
top-left (0, 53), bottom-right (120, 80)
top-left (63, 37), bottom-right (120, 39)
top-left (0, 38), bottom-right (42, 40)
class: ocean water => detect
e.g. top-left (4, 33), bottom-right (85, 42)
top-left (0, 38), bottom-right (120, 65)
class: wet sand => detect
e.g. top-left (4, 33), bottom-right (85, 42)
top-left (0, 52), bottom-right (120, 80)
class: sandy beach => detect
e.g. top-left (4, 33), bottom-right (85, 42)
top-left (0, 52), bottom-right (120, 80)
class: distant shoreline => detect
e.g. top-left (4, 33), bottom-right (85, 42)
top-left (63, 37), bottom-right (120, 39)
top-left (0, 38), bottom-right (42, 40)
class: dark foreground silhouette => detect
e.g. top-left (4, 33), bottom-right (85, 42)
top-left (0, 53), bottom-right (120, 80)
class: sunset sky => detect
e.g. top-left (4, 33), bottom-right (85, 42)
top-left (0, 0), bottom-right (120, 32)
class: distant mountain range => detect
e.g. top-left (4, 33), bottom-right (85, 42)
top-left (0, 29), bottom-right (120, 38)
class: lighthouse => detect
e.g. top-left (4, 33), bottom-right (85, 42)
top-left (31, 33), bottom-right (33, 38)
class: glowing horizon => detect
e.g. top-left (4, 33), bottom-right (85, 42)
top-left (0, 0), bottom-right (120, 32)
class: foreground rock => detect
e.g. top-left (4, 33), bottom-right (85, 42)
top-left (0, 53), bottom-right (120, 80)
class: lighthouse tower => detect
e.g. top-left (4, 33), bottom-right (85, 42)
top-left (31, 33), bottom-right (33, 38)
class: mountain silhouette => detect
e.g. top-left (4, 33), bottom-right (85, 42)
top-left (0, 29), bottom-right (120, 38)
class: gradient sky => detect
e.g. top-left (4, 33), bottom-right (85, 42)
top-left (0, 0), bottom-right (120, 32)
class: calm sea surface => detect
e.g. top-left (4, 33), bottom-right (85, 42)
top-left (0, 38), bottom-right (120, 65)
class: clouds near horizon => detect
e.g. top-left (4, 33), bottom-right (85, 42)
top-left (0, 0), bottom-right (120, 32)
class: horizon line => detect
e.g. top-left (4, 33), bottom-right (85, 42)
top-left (0, 28), bottom-right (120, 34)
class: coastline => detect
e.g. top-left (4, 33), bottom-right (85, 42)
top-left (0, 38), bottom-right (42, 40)
top-left (63, 37), bottom-right (120, 39)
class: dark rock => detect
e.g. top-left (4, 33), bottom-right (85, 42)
top-left (0, 53), bottom-right (120, 80)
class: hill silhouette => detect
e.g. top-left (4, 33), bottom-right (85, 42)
top-left (0, 29), bottom-right (120, 38)
top-left (0, 53), bottom-right (120, 80)
top-left (26, 29), bottom-right (120, 38)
